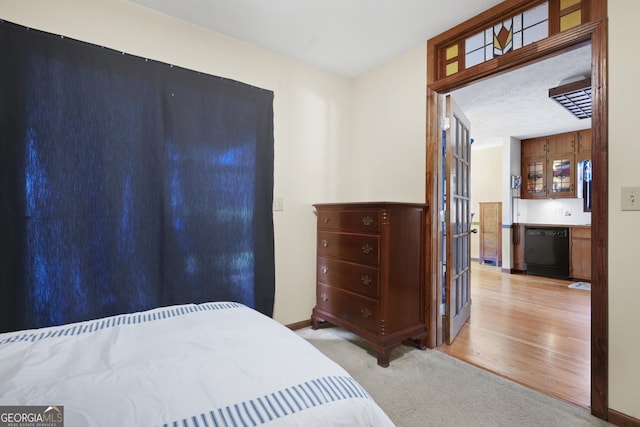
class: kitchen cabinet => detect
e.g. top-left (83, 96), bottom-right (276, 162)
top-left (521, 136), bottom-right (547, 158)
top-left (548, 153), bottom-right (576, 198)
top-left (512, 223), bottom-right (526, 272)
top-left (479, 202), bottom-right (502, 266)
top-left (522, 155), bottom-right (548, 199)
top-left (522, 131), bottom-right (577, 199)
top-left (546, 131), bottom-right (575, 155)
top-left (576, 128), bottom-right (592, 162)
top-left (570, 227), bottom-right (591, 281)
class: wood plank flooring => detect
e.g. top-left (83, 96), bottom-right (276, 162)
top-left (437, 263), bottom-right (591, 409)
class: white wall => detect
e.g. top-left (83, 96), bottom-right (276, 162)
top-left (608, 0), bottom-right (640, 418)
top-left (349, 45), bottom-right (427, 202)
top-left (0, 0), bottom-right (352, 325)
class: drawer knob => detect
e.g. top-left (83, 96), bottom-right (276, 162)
top-left (322, 216), bottom-right (330, 224)
top-left (320, 293), bottom-right (329, 302)
top-left (360, 308), bottom-right (372, 318)
top-left (321, 265), bottom-right (328, 274)
top-left (361, 275), bottom-right (372, 285)
top-left (321, 239), bottom-right (329, 247)
top-left (361, 244), bottom-right (373, 254)
top-left (362, 216), bottom-right (373, 226)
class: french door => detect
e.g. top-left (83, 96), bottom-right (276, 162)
top-left (444, 95), bottom-right (472, 344)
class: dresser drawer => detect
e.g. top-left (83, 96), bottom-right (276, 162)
top-left (316, 284), bottom-right (380, 332)
top-left (317, 231), bottom-right (379, 265)
top-left (317, 209), bottom-right (380, 233)
top-left (317, 256), bottom-right (379, 298)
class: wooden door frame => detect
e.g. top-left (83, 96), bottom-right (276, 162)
top-left (424, 0), bottom-right (608, 420)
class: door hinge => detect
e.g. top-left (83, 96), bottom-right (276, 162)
top-left (439, 210), bottom-right (449, 222)
top-left (440, 303), bottom-right (449, 315)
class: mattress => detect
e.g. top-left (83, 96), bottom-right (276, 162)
top-left (0, 302), bottom-right (394, 426)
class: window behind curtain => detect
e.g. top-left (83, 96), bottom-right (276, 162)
top-left (0, 21), bottom-right (275, 332)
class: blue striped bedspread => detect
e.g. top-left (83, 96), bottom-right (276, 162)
top-left (0, 302), bottom-right (394, 426)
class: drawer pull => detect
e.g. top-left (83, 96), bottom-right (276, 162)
top-left (361, 244), bottom-right (373, 254)
top-left (321, 239), bottom-right (329, 247)
top-left (360, 308), bottom-right (372, 318)
top-left (321, 265), bottom-right (328, 274)
top-left (320, 293), bottom-right (329, 302)
top-left (361, 275), bottom-right (372, 285)
top-left (362, 216), bottom-right (374, 226)
top-left (322, 216), bottom-right (330, 224)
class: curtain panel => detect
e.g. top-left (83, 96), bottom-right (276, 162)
top-left (0, 21), bottom-right (275, 332)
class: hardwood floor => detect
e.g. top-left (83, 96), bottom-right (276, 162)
top-left (437, 262), bottom-right (591, 409)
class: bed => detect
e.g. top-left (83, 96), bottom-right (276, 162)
top-left (0, 302), bottom-right (393, 426)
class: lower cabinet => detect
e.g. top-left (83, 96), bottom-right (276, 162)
top-left (512, 223), bottom-right (526, 272)
top-left (570, 227), bottom-right (592, 281)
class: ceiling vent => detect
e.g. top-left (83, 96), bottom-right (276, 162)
top-left (549, 77), bottom-right (592, 119)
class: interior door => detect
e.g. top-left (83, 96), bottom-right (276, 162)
top-left (444, 95), bottom-right (472, 344)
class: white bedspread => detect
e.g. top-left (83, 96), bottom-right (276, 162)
top-left (0, 302), bottom-right (394, 426)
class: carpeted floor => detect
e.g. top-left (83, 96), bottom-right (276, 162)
top-left (297, 325), bottom-right (611, 427)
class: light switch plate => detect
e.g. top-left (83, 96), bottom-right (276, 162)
top-left (621, 187), bottom-right (640, 211)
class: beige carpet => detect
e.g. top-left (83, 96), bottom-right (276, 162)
top-left (297, 325), bottom-right (611, 427)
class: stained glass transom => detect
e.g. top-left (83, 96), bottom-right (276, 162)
top-left (465, 1), bottom-right (549, 69)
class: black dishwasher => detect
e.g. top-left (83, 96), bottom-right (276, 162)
top-left (524, 227), bottom-right (569, 279)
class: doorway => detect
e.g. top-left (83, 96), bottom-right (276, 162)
top-left (425, 1), bottom-right (608, 419)
top-left (436, 44), bottom-right (593, 408)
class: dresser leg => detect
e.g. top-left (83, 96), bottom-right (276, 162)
top-left (377, 350), bottom-right (390, 368)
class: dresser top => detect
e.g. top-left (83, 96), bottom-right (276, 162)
top-left (313, 201), bottom-right (428, 209)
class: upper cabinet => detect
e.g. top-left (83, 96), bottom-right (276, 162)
top-left (576, 128), bottom-right (592, 162)
top-left (522, 137), bottom-right (548, 199)
top-left (522, 130), bottom-right (591, 200)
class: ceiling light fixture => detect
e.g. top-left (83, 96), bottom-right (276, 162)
top-left (549, 77), bottom-right (592, 119)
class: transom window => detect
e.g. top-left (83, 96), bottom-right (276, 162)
top-left (439, 0), bottom-right (589, 79)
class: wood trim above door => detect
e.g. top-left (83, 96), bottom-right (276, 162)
top-left (425, 0), bottom-right (608, 420)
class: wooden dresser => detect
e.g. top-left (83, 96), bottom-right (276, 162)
top-left (311, 202), bottom-right (428, 367)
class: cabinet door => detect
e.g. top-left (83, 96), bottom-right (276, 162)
top-left (512, 224), bottom-right (526, 271)
top-left (546, 131), bottom-right (576, 155)
top-left (521, 137), bottom-right (547, 158)
top-left (576, 128), bottom-right (592, 162)
top-left (547, 154), bottom-right (576, 198)
top-left (522, 156), bottom-right (547, 199)
top-left (570, 228), bottom-right (591, 280)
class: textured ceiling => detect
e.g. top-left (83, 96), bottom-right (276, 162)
top-left (130, 0), bottom-right (592, 147)
top-left (452, 44), bottom-right (592, 147)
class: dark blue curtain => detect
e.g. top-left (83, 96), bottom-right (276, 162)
top-left (0, 21), bottom-right (275, 332)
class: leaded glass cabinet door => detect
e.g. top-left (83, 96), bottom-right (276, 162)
top-left (445, 95), bottom-right (472, 344)
top-left (523, 156), bottom-right (548, 199)
top-left (547, 153), bottom-right (576, 198)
